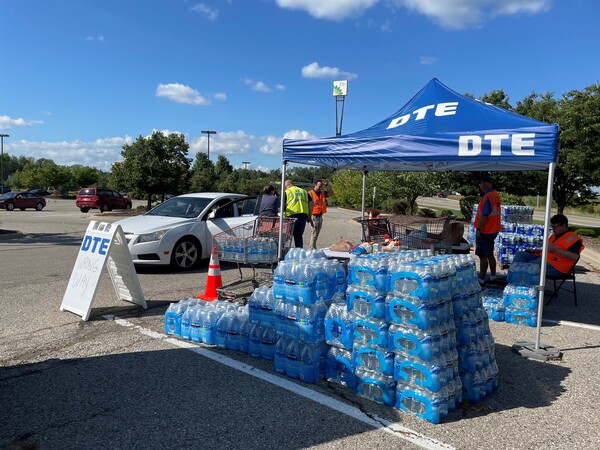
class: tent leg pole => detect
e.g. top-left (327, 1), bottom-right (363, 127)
top-left (278, 162), bottom-right (287, 260)
top-left (361, 170), bottom-right (367, 242)
top-left (512, 162), bottom-right (561, 361)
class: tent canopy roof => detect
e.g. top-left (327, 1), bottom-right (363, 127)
top-left (283, 78), bottom-right (559, 172)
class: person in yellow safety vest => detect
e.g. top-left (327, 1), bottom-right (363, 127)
top-left (307, 179), bottom-right (334, 250)
top-left (473, 173), bottom-right (502, 284)
top-left (284, 179), bottom-right (310, 248)
top-left (513, 214), bottom-right (584, 276)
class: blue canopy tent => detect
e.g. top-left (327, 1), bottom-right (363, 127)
top-left (279, 78), bottom-right (561, 359)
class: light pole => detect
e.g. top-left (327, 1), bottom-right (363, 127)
top-left (201, 130), bottom-right (217, 162)
top-left (0, 134), bottom-right (8, 190)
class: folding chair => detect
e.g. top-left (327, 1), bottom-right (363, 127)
top-left (545, 257), bottom-right (579, 306)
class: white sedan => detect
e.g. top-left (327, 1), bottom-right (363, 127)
top-left (114, 193), bottom-right (259, 270)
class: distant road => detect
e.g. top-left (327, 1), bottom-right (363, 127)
top-left (418, 196), bottom-right (600, 228)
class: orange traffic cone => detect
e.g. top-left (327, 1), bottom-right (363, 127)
top-left (197, 246), bottom-right (223, 301)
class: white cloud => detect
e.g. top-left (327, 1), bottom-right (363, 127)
top-left (192, 130), bottom-right (255, 157)
top-left (7, 136), bottom-right (133, 171)
top-left (419, 56), bottom-right (437, 65)
top-left (214, 92), bottom-right (227, 101)
top-left (190, 3), bottom-right (219, 21)
top-left (242, 78), bottom-right (285, 93)
top-left (276, 0), bottom-right (378, 21)
top-left (85, 35), bottom-right (105, 42)
top-left (260, 129), bottom-right (316, 155)
top-left (156, 83), bottom-right (210, 105)
top-left (301, 62), bottom-right (357, 80)
top-left (395, 0), bottom-right (551, 29)
top-left (0, 115), bottom-right (44, 130)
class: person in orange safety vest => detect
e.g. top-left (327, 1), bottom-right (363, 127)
top-left (513, 214), bottom-right (584, 276)
top-left (473, 173), bottom-right (502, 284)
top-left (307, 179), bottom-right (333, 250)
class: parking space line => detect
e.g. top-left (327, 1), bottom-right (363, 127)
top-left (104, 314), bottom-right (455, 450)
top-left (542, 319), bottom-right (600, 331)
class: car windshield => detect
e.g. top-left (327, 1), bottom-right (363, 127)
top-left (0, 193), bottom-right (16, 199)
top-left (146, 197), bottom-right (213, 218)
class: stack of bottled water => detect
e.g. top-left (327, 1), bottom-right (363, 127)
top-left (481, 288), bottom-right (505, 322)
top-left (325, 296), bottom-right (356, 388)
top-left (272, 249), bottom-right (345, 383)
top-left (165, 298), bottom-right (241, 346)
top-left (246, 286), bottom-right (279, 359)
top-left (347, 252), bottom-right (397, 406)
top-left (503, 284), bottom-right (538, 327)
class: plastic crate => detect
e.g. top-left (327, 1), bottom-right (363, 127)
top-left (213, 217), bottom-right (295, 264)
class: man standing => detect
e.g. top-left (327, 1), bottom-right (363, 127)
top-left (284, 179), bottom-right (310, 248)
top-left (473, 173), bottom-right (502, 284)
top-left (307, 179), bottom-right (333, 250)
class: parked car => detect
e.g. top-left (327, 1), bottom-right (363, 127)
top-left (114, 193), bottom-right (260, 270)
top-left (75, 187), bottom-right (132, 213)
top-left (0, 191), bottom-right (46, 211)
top-left (28, 188), bottom-right (51, 197)
top-left (0, 186), bottom-right (11, 194)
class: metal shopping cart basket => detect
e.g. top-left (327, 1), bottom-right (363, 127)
top-left (212, 217), bottom-right (295, 303)
top-left (390, 217), bottom-right (452, 254)
top-left (354, 217), bottom-right (392, 243)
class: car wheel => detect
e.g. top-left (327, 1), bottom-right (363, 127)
top-left (100, 203), bottom-right (110, 212)
top-left (7, 203), bottom-right (14, 211)
top-left (80, 207), bottom-right (90, 213)
top-left (35, 202), bottom-right (44, 211)
top-left (125, 203), bottom-right (132, 210)
top-left (171, 238), bottom-right (201, 270)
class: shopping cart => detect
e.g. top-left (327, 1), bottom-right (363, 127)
top-left (390, 216), bottom-right (452, 254)
top-left (354, 217), bottom-right (392, 243)
top-left (213, 217), bottom-right (295, 303)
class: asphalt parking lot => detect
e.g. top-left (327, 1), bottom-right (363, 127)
top-left (1, 198), bottom-right (600, 449)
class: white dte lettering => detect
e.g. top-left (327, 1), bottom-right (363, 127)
top-left (387, 102), bottom-right (459, 129)
top-left (458, 133), bottom-right (536, 156)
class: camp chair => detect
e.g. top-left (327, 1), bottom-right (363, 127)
top-left (545, 256), bottom-right (579, 306)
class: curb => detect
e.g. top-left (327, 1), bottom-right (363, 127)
top-left (0, 230), bottom-right (23, 240)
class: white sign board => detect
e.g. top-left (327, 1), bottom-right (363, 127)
top-left (60, 221), bottom-right (146, 321)
top-left (333, 80), bottom-right (348, 96)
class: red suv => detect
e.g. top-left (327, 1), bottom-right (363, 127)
top-left (76, 187), bottom-right (132, 213)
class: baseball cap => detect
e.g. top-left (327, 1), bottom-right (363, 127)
top-left (479, 174), bottom-right (492, 183)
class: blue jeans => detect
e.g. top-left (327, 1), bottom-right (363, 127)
top-left (512, 251), bottom-right (563, 277)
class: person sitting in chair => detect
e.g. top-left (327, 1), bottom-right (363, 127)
top-left (513, 214), bottom-right (584, 276)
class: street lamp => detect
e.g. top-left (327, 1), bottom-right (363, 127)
top-left (0, 133), bottom-right (8, 190)
top-left (201, 130), bottom-right (217, 162)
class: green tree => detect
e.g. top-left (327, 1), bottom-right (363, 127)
top-left (113, 132), bottom-right (191, 209)
top-left (71, 165), bottom-right (102, 190)
top-left (189, 152), bottom-right (215, 193)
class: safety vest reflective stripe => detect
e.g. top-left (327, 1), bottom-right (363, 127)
top-left (284, 186), bottom-right (309, 216)
top-left (548, 231), bottom-right (585, 273)
top-left (309, 190), bottom-right (327, 215)
top-left (474, 190), bottom-right (502, 234)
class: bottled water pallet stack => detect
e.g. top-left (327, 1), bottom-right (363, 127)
top-left (467, 204), bottom-right (543, 266)
top-left (336, 250), bottom-right (499, 424)
top-left (272, 249), bottom-right (347, 383)
top-left (481, 262), bottom-right (540, 327)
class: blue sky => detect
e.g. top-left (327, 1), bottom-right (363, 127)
top-left (1, 0), bottom-right (599, 172)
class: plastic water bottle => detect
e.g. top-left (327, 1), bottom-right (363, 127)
top-left (261, 326), bottom-right (277, 360)
top-left (190, 305), bottom-right (205, 343)
top-left (297, 262), bottom-right (315, 305)
top-left (248, 287), bottom-right (266, 325)
top-left (353, 317), bottom-right (389, 350)
top-left (388, 323), bottom-right (442, 361)
top-left (385, 294), bottom-right (432, 330)
top-left (238, 311), bottom-right (250, 353)
top-left (226, 311), bottom-right (242, 350)
top-left (248, 324), bottom-right (264, 358)
top-left (273, 261), bottom-right (288, 301)
top-left (274, 336), bottom-right (289, 374)
top-left (353, 346), bottom-right (395, 377)
top-left (260, 288), bottom-right (276, 327)
top-left (326, 347), bottom-right (356, 388)
top-left (274, 298), bottom-right (287, 336)
top-left (299, 343), bottom-right (327, 383)
top-left (202, 307), bottom-right (222, 345)
top-left (285, 339), bottom-right (302, 379)
top-left (216, 310), bottom-right (233, 349)
top-left (180, 305), bottom-right (195, 341)
top-left (394, 355), bottom-right (448, 393)
top-left (395, 380), bottom-right (449, 424)
top-left (354, 367), bottom-right (396, 406)
top-left (347, 286), bottom-right (386, 320)
top-left (297, 302), bottom-right (328, 344)
top-left (325, 301), bottom-right (354, 349)
top-left (164, 302), bottom-right (183, 336)
top-left (285, 302), bottom-right (300, 339)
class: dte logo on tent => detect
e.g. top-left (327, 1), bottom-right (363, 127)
top-left (81, 235), bottom-right (110, 255)
top-left (458, 134), bottom-right (536, 156)
top-left (387, 102), bottom-right (458, 129)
